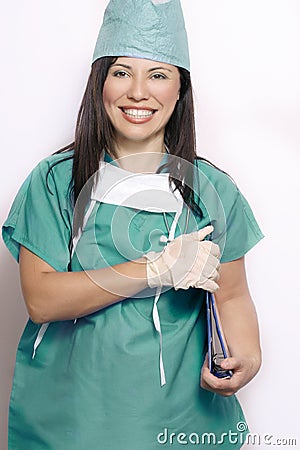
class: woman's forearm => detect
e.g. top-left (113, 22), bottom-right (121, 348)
top-left (20, 246), bottom-right (148, 324)
top-left (216, 293), bottom-right (262, 371)
top-left (213, 257), bottom-right (262, 375)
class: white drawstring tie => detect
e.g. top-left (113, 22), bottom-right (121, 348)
top-left (152, 206), bottom-right (183, 386)
top-left (32, 323), bottom-right (50, 359)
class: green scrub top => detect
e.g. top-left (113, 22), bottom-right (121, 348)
top-left (2, 151), bottom-right (264, 450)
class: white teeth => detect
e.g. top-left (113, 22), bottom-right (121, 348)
top-left (123, 108), bottom-right (154, 118)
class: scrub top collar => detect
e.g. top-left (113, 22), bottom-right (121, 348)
top-left (103, 147), bottom-right (170, 172)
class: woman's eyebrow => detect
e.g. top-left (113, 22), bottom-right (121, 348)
top-left (148, 66), bottom-right (172, 73)
top-left (111, 63), bottom-right (132, 69)
top-left (111, 63), bottom-right (172, 73)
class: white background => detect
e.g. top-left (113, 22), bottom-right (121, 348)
top-left (0, 1), bottom-right (299, 449)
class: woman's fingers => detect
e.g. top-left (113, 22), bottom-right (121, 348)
top-left (144, 226), bottom-right (221, 290)
top-left (194, 225), bottom-right (214, 241)
top-left (200, 355), bottom-right (251, 397)
top-left (194, 279), bottom-right (219, 292)
top-left (192, 251), bottom-right (221, 291)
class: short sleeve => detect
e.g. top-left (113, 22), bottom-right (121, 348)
top-left (2, 155), bottom-right (73, 271)
top-left (194, 160), bottom-right (264, 263)
top-left (218, 187), bottom-right (264, 263)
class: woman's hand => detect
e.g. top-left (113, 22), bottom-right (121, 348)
top-left (200, 354), bottom-right (261, 396)
top-left (144, 225), bottom-right (221, 292)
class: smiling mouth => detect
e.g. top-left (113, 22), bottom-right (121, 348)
top-left (120, 108), bottom-right (156, 119)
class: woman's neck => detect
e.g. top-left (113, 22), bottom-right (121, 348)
top-left (110, 137), bottom-right (166, 173)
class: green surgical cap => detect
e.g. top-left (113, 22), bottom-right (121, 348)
top-left (92, 0), bottom-right (190, 71)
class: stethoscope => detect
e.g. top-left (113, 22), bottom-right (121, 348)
top-left (160, 207), bottom-right (190, 244)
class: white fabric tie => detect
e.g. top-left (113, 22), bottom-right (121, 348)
top-left (32, 323), bottom-right (50, 359)
top-left (151, 205), bottom-right (183, 386)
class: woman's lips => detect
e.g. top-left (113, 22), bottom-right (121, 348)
top-left (119, 107), bottom-right (157, 124)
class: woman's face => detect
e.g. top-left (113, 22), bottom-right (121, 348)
top-left (103, 57), bottom-right (180, 148)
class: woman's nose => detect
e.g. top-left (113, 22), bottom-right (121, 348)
top-left (126, 77), bottom-right (150, 101)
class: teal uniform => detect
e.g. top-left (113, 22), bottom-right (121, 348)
top-left (2, 151), bottom-right (264, 449)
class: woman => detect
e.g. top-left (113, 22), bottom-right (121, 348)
top-left (2, 0), bottom-right (264, 448)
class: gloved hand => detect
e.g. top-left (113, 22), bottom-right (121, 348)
top-left (144, 226), bottom-right (220, 292)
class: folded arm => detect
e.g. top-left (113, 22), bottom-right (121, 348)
top-left (19, 245), bottom-right (148, 324)
top-left (20, 226), bottom-right (221, 324)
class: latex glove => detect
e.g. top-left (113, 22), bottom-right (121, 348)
top-left (144, 226), bottom-right (220, 292)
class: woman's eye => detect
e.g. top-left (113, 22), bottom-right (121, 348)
top-left (151, 73), bottom-right (167, 80)
top-left (113, 71), bottom-right (129, 78)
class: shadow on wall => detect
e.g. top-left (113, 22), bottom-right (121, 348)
top-left (0, 249), bottom-right (28, 450)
